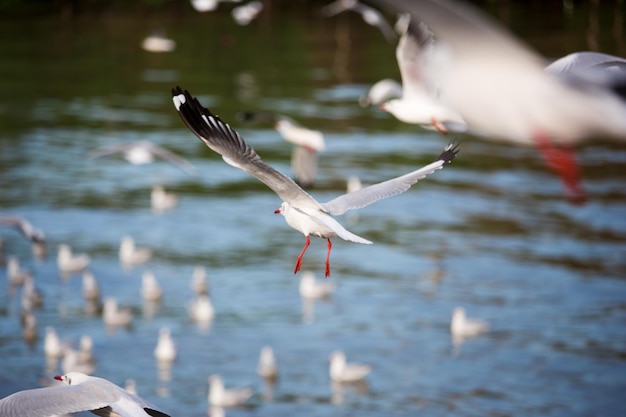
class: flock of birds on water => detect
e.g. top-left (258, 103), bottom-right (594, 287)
top-left (2, 0), bottom-right (626, 416)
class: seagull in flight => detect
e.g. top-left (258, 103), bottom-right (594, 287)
top-left (90, 140), bottom-right (196, 176)
top-left (172, 87), bottom-right (459, 277)
top-left (372, 0), bottom-right (626, 203)
top-left (0, 372), bottom-right (170, 417)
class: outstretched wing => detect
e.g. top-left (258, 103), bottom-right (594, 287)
top-left (322, 142), bottom-right (459, 216)
top-left (172, 87), bottom-right (325, 211)
top-left (0, 384), bottom-right (116, 417)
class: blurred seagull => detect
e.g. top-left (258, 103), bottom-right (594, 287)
top-left (232, 1), bottom-right (263, 26)
top-left (0, 372), bottom-right (171, 417)
top-left (141, 30), bottom-right (176, 53)
top-left (7, 256), bottom-right (31, 287)
top-left (103, 297), bottom-right (133, 328)
top-left (0, 216), bottom-right (45, 244)
top-left (174, 87), bottom-right (459, 277)
top-left (119, 236), bottom-right (152, 267)
top-left (154, 327), bottom-right (177, 363)
top-left (141, 271), bottom-right (163, 303)
top-left (329, 351), bottom-right (372, 382)
top-left (257, 346), bottom-right (279, 382)
top-left (379, 15), bottom-right (467, 134)
top-left (44, 326), bottom-right (65, 359)
top-left (191, 265), bottom-right (209, 296)
top-left (208, 374), bottom-right (253, 408)
top-left (191, 0), bottom-right (242, 12)
top-left (90, 140), bottom-right (196, 176)
top-left (187, 294), bottom-right (215, 324)
top-left (82, 270), bottom-right (101, 302)
top-left (57, 244), bottom-right (90, 274)
top-left (151, 185), bottom-right (178, 213)
top-left (299, 270), bottom-right (336, 299)
top-left (450, 306), bottom-right (489, 338)
top-left (238, 111), bottom-right (325, 188)
top-left (374, 0), bottom-right (626, 202)
top-left (321, 0), bottom-right (397, 43)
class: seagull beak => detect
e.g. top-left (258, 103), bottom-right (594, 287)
top-left (274, 208), bottom-right (281, 214)
top-left (379, 103), bottom-right (386, 110)
top-left (54, 375), bottom-right (63, 381)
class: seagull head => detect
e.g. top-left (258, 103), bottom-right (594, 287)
top-left (274, 201), bottom-right (288, 215)
top-left (55, 372), bottom-right (89, 386)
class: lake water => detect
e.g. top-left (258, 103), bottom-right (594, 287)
top-left (1, 2), bottom-right (625, 417)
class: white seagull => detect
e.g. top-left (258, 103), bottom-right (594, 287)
top-left (256, 345), bottom-right (279, 381)
top-left (102, 297), bottom-right (133, 328)
top-left (82, 270), bottom-right (101, 302)
top-left (374, 0), bottom-right (626, 202)
top-left (141, 271), bottom-right (163, 303)
top-left (91, 140), bottom-right (196, 176)
top-left (7, 256), bottom-right (31, 287)
top-left (173, 87), bottom-right (459, 277)
top-left (321, 0), bottom-right (397, 43)
top-left (151, 185), bottom-right (178, 213)
top-left (238, 111), bottom-right (325, 188)
top-left (299, 270), bottom-right (336, 299)
top-left (187, 294), bottom-right (215, 324)
top-left (231, 1), bottom-right (263, 26)
top-left (57, 244), bottom-right (90, 274)
top-left (450, 306), bottom-right (489, 339)
top-left (208, 374), bottom-right (253, 408)
top-left (154, 327), bottom-right (177, 363)
top-left (0, 372), bottom-right (171, 417)
top-left (329, 351), bottom-right (372, 383)
top-left (379, 15), bottom-right (467, 134)
top-left (119, 236), bottom-right (152, 267)
top-left (191, 265), bottom-right (210, 295)
top-left (0, 216), bottom-right (46, 245)
top-left (141, 30), bottom-right (176, 53)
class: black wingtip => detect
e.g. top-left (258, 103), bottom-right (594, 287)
top-left (438, 140), bottom-right (460, 164)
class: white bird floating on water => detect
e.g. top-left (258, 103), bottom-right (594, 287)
top-left (154, 327), bottom-right (177, 363)
top-left (82, 270), bottom-right (100, 302)
top-left (188, 294), bottom-right (215, 324)
top-left (191, 265), bottom-right (210, 295)
top-left (103, 297), bottom-right (133, 328)
top-left (237, 111), bottom-right (325, 188)
top-left (0, 372), bottom-right (171, 417)
top-left (120, 236), bottom-right (152, 267)
top-left (450, 306), bottom-right (489, 339)
top-left (7, 256), bottom-right (31, 287)
top-left (329, 351), bottom-right (372, 383)
top-left (151, 185), bottom-right (178, 213)
top-left (57, 244), bottom-right (90, 274)
top-left (91, 140), bottom-right (196, 176)
top-left (141, 30), bottom-right (176, 53)
top-left (190, 0), bottom-right (242, 12)
top-left (299, 270), bottom-right (336, 299)
top-left (208, 374), bottom-right (253, 408)
top-left (257, 345), bottom-right (279, 382)
top-left (141, 271), bottom-right (163, 303)
top-left (44, 326), bottom-right (65, 359)
top-left (232, 0), bottom-right (263, 26)
top-left (173, 87), bottom-right (459, 277)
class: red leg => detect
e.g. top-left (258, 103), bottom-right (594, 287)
top-left (294, 235), bottom-right (310, 274)
top-left (324, 238), bottom-right (332, 278)
top-left (534, 134), bottom-right (586, 205)
top-left (431, 118), bottom-right (448, 135)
